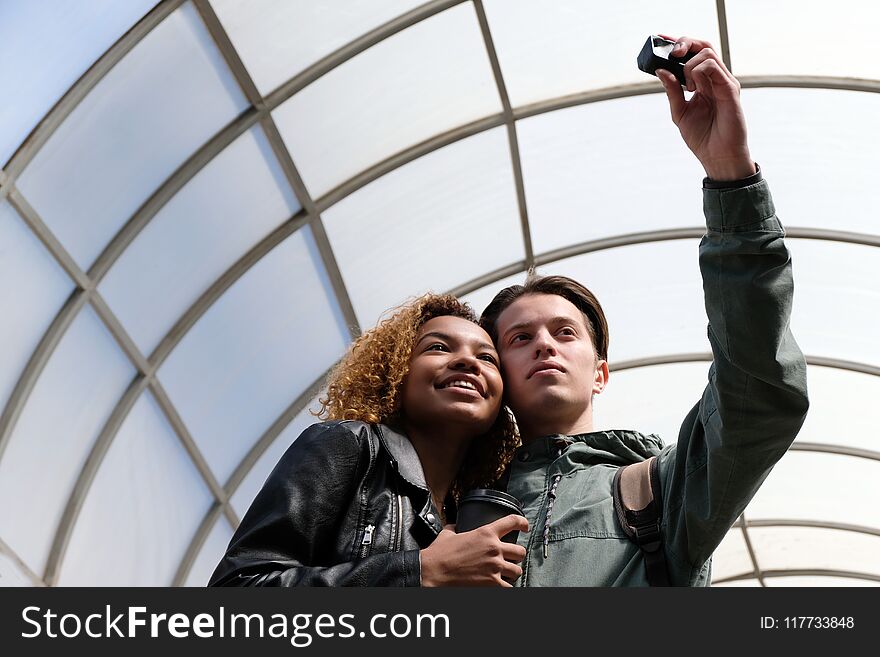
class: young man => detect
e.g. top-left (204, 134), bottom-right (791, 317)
top-left (477, 36), bottom-right (810, 586)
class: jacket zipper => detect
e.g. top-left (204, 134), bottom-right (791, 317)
top-left (394, 494), bottom-right (403, 551)
top-left (360, 524), bottom-right (375, 558)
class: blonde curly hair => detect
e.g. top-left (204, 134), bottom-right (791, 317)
top-left (318, 293), bottom-right (519, 499)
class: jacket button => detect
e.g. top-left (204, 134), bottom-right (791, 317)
top-left (426, 513), bottom-right (435, 523)
top-left (518, 451), bottom-right (530, 462)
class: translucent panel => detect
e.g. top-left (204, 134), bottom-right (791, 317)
top-left (787, 239), bottom-right (880, 368)
top-left (744, 89), bottom-right (880, 235)
top-left (158, 227), bottom-right (349, 484)
top-left (711, 527), bottom-right (755, 582)
top-left (461, 271), bottom-right (530, 320)
top-left (323, 128), bottom-right (524, 329)
top-left (745, 452), bottom-right (880, 529)
top-left (210, 0), bottom-right (423, 96)
top-left (517, 96), bottom-right (707, 255)
top-left (765, 576), bottom-right (880, 587)
top-left (593, 362), bottom-right (710, 448)
top-left (58, 390), bottom-right (213, 586)
top-left (184, 515), bottom-right (234, 587)
top-left (16, 2), bottom-right (248, 269)
top-left (537, 240), bottom-right (709, 363)
top-left (273, 3), bottom-right (501, 197)
top-left (482, 0), bottom-right (720, 107)
top-left (748, 526), bottom-right (880, 576)
top-left (100, 126), bottom-right (301, 355)
top-left (230, 398), bottom-right (321, 518)
top-left (796, 366), bottom-right (880, 455)
top-left (0, 0), bottom-right (155, 165)
top-left (728, 0), bottom-right (880, 80)
top-left (0, 305), bottom-right (135, 574)
top-left (0, 201), bottom-right (73, 410)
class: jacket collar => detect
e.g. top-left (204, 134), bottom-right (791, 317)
top-left (518, 429), bottom-right (664, 465)
top-left (374, 424), bottom-right (445, 535)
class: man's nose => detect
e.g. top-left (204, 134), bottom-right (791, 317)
top-left (533, 330), bottom-right (557, 356)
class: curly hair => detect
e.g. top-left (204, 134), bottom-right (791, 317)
top-left (317, 293), bottom-right (519, 499)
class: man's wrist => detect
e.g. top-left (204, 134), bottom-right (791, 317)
top-left (703, 163), bottom-right (763, 190)
top-left (704, 159), bottom-right (757, 182)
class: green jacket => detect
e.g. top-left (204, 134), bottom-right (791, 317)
top-left (506, 178), bottom-right (810, 586)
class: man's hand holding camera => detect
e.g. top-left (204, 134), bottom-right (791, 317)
top-left (655, 35), bottom-right (756, 182)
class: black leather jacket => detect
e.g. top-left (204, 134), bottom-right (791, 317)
top-left (208, 421), bottom-right (447, 586)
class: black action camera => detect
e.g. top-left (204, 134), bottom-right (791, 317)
top-left (637, 35), bottom-right (695, 86)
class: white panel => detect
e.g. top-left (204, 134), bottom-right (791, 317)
top-left (58, 390), bottom-right (213, 586)
top-left (788, 239), bottom-right (880, 368)
top-left (100, 126), bottom-right (301, 355)
top-left (230, 399), bottom-right (322, 518)
top-left (210, 0), bottom-right (423, 96)
top-left (796, 366), bottom-right (880, 455)
top-left (728, 0), bottom-right (880, 80)
top-left (158, 227), bottom-right (349, 484)
top-left (323, 127), bottom-right (524, 329)
top-left (765, 576), bottom-right (880, 587)
top-left (16, 2), bottom-right (248, 269)
top-left (184, 515), bottom-right (234, 587)
top-left (483, 0), bottom-right (721, 107)
top-left (711, 527), bottom-right (755, 582)
top-left (745, 452), bottom-right (880, 529)
top-left (748, 526), bottom-right (880, 577)
top-left (517, 96), bottom-right (706, 255)
top-left (273, 3), bottom-right (501, 197)
top-left (461, 271), bottom-right (531, 321)
top-left (593, 362), bottom-right (709, 447)
top-left (0, 201), bottom-right (74, 410)
top-left (744, 89), bottom-right (880, 235)
top-left (0, 305), bottom-right (135, 574)
top-left (538, 240), bottom-right (709, 364)
top-left (0, 0), bottom-right (155, 165)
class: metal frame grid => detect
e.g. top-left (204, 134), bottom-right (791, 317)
top-left (1, 0), bottom-right (879, 586)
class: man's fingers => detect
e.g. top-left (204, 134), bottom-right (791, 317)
top-left (499, 561), bottom-right (523, 582)
top-left (657, 69), bottom-right (685, 124)
top-left (690, 59), bottom-right (740, 100)
top-left (501, 542), bottom-right (527, 563)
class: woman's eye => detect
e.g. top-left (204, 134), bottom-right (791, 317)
top-left (478, 354), bottom-right (499, 366)
top-left (426, 343), bottom-right (448, 352)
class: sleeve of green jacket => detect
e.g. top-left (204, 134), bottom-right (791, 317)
top-left (658, 178), bottom-right (810, 575)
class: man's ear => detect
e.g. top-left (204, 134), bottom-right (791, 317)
top-left (593, 359), bottom-right (609, 395)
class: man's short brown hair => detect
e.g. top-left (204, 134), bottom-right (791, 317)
top-left (479, 274), bottom-right (609, 361)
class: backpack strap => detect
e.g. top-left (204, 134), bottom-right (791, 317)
top-left (612, 456), bottom-right (670, 586)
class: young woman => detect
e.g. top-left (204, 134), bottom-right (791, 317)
top-left (209, 293), bottom-right (527, 586)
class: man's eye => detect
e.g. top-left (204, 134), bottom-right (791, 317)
top-left (511, 334), bottom-right (529, 343)
top-left (559, 327), bottom-right (576, 336)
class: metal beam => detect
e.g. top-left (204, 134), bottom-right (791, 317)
top-left (743, 518), bottom-right (880, 539)
top-left (789, 442), bottom-right (880, 463)
top-left (172, 502), bottom-right (226, 587)
top-left (715, 0), bottom-right (732, 71)
top-left (715, 568), bottom-right (880, 585)
top-left (473, 0), bottom-right (534, 269)
top-left (611, 353), bottom-right (880, 379)
top-left (736, 513), bottom-right (767, 586)
top-left (0, 535), bottom-right (45, 587)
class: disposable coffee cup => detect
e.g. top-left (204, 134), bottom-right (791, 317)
top-left (456, 488), bottom-right (525, 544)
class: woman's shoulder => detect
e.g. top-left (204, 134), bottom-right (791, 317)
top-left (285, 420), bottom-right (377, 455)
